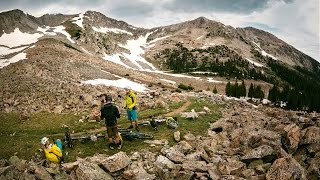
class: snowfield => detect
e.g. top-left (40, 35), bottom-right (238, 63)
top-left (0, 28), bottom-right (42, 48)
top-left (82, 78), bottom-right (149, 92)
top-left (72, 12), bottom-right (85, 28)
top-left (93, 27), bottom-right (133, 35)
top-left (252, 41), bottom-right (278, 60)
top-left (0, 52), bottom-right (27, 68)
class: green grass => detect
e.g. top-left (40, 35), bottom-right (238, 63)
top-left (0, 99), bottom-right (221, 162)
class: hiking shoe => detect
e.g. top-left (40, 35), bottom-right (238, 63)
top-left (136, 126), bottom-right (140, 132)
top-left (117, 141), bottom-right (122, 149)
top-left (109, 143), bottom-right (114, 150)
top-left (127, 125), bottom-right (133, 129)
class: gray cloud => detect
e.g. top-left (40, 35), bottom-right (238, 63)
top-left (163, 0), bottom-right (294, 14)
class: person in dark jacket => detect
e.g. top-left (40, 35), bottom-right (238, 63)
top-left (101, 95), bottom-right (122, 149)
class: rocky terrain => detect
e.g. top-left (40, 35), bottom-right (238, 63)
top-left (0, 92), bottom-right (319, 180)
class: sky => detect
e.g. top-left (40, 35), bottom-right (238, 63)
top-left (0, 0), bottom-right (319, 61)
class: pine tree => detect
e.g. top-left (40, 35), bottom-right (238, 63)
top-left (240, 80), bottom-right (246, 97)
top-left (213, 86), bottom-right (218, 94)
top-left (248, 83), bottom-right (254, 98)
top-left (226, 81), bottom-right (231, 96)
top-left (234, 80), bottom-right (239, 98)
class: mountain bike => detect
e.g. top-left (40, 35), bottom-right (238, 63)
top-left (118, 128), bottom-right (154, 141)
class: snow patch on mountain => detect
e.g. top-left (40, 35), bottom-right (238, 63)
top-left (81, 47), bottom-right (92, 55)
top-left (160, 79), bottom-right (176, 84)
top-left (0, 46), bottom-right (28, 56)
top-left (148, 35), bottom-right (171, 44)
top-left (82, 78), bottom-right (149, 92)
top-left (53, 26), bottom-right (75, 43)
top-left (207, 78), bottom-right (224, 83)
top-left (37, 26), bottom-right (57, 36)
top-left (72, 12), bottom-right (85, 28)
top-left (0, 28), bottom-right (42, 48)
top-left (92, 27), bottom-right (133, 35)
top-left (103, 53), bottom-right (131, 68)
top-left (119, 32), bottom-right (157, 70)
top-left (252, 41), bottom-right (277, 60)
top-left (197, 35), bottom-right (204, 40)
top-left (245, 58), bottom-right (264, 67)
top-left (0, 52), bottom-right (27, 68)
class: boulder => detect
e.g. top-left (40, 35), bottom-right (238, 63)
top-left (163, 147), bottom-right (186, 163)
top-left (144, 139), bottom-right (168, 145)
top-left (183, 133), bottom-right (196, 141)
top-left (241, 145), bottom-right (275, 163)
top-left (241, 168), bottom-right (257, 178)
top-left (182, 161), bottom-right (208, 172)
top-left (155, 155), bottom-right (175, 170)
top-left (123, 161), bottom-right (155, 180)
top-left (0, 160), bottom-right (8, 168)
top-left (300, 126), bottom-right (320, 145)
top-left (53, 105), bottom-right (64, 114)
top-left (181, 110), bottom-right (198, 119)
top-left (307, 156), bottom-right (320, 178)
top-left (203, 106), bottom-right (211, 113)
top-left (54, 171), bottom-right (72, 180)
top-left (97, 152), bottom-right (131, 173)
top-left (34, 165), bottom-right (54, 180)
top-left (174, 131), bottom-right (181, 142)
top-left (8, 156), bottom-right (27, 172)
top-left (75, 161), bottom-right (113, 180)
top-left (266, 157), bottom-right (307, 180)
top-left (207, 163), bottom-right (220, 179)
top-left (218, 158), bottom-right (246, 176)
top-left (0, 165), bottom-right (14, 176)
top-left (282, 124), bottom-right (301, 153)
top-left (61, 160), bottom-right (81, 172)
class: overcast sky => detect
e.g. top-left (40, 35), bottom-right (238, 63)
top-left (1, 0), bottom-right (319, 61)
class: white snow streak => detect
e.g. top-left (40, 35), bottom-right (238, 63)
top-left (53, 26), bottom-right (75, 43)
top-left (72, 13), bottom-right (85, 28)
top-left (37, 26), bottom-right (57, 36)
top-left (0, 52), bottom-right (27, 68)
top-left (93, 27), bottom-right (133, 35)
top-left (207, 78), bottom-right (224, 83)
top-left (119, 32), bottom-right (157, 70)
top-left (148, 35), bottom-right (171, 44)
top-left (245, 58), bottom-right (264, 67)
top-left (196, 35), bottom-right (204, 40)
top-left (82, 78), bottom-right (148, 92)
top-left (0, 28), bottom-right (42, 48)
top-left (160, 79), bottom-right (176, 84)
top-left (252, 41), bottom-right (277, 60)
top-left (103, 53), bottom-right (131, 68)
top-left (0, 46), bottom-right (28, 56)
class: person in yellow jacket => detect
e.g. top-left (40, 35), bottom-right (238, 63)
top-left (41, 137), bottom-right (63, 163)
top-left (124, 87), bottom-right (139, 131)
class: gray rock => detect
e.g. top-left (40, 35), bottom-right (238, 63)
top-left (123, 161), bottom-right (155, 180)
top-left (0, 166), bottom-right (14, 176)
top-left (54, 171), bottom-right (72, 180)
top-left (9, 156), bottom-right (27, 172)
top-left (180, 110), bottom-right (198, 119)
top-left (155, 155), bottom-right (175, 170)
top-left (241, 145), bottom-right (275, 163)
top-left (34, 165), bottom-right (54, 180)
top-left (266, 157), bottom-right (307, 180)
top-left (207, 163), bottom-right (220, 179)
top-left (98, 152), bottom-right (131, 173)
top-left (241, 168), bottom-right (257, 178)
top-left (182, 161), bottom-right (208, 172)
top-left (0, 160), bottom-right (8, 168)
top-left (20, 172), bottom-right (37, 180)
top-left (164, 147), bottom-right (186, 163)
top-left (282, 124), bottom-right (301, 153)
top-left (144, 139), bottom-right (168, 145)
top-left (185, 151), bottom-right (202, 161)
top-left (307, 156), bottom-right (320, 177)
top-left (174, 131), bottom-right (181, 142)
top-left (300, 126), bottom-right (320, 145)
top-left (218, 158), bottom-right (246, 176)
top-left (53, 105), bottom-right (64, 114)
top-left (75, 161), bottom-right (113, 180)
top-left (175, 141), bottom-right (193, 154)
top-left (183, 132), bottom-right (196, 141)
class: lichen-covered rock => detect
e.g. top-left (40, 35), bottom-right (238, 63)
top-left (266, 157), bottom-right (307, 180)
top-left (75, 161), bottom-right (113, 180)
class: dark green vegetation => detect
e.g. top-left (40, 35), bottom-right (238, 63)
top-left (0, 99), bottom-right (221, 162)
top-left (225, 80), bottom-right (247, 98)
top-left (158, 43), bottom-right (320, 112)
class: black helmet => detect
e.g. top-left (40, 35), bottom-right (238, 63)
top-left (105, 95), bottom-right (112, 102)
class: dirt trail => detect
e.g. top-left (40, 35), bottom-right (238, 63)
top-left (164, 100), bottom-right (191, 117)
top-left (61, 99), bottom-right (191, 136)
